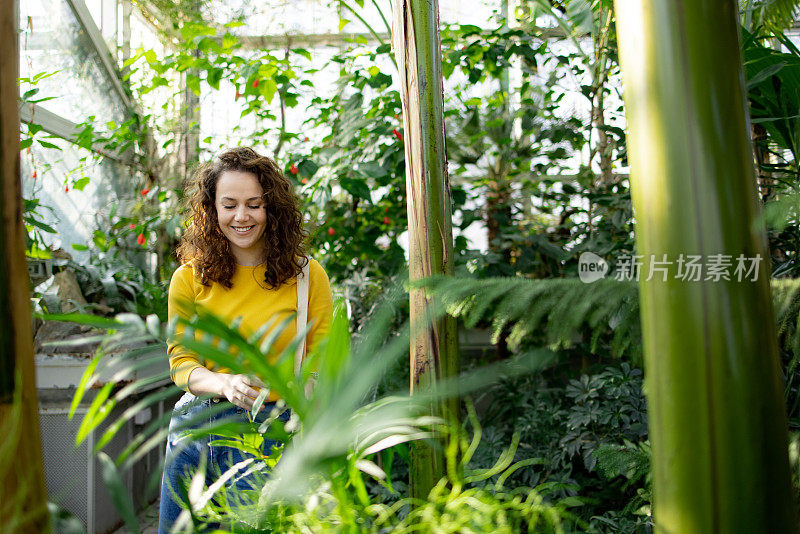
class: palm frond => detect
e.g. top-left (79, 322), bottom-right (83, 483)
top-left (743, 0), bottom-right (800, 34)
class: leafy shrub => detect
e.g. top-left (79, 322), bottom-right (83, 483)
top-left (467, 361), bottom-right (650, 530)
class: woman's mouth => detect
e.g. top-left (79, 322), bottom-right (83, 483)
top-left (232, 225), bottom-right (255, 234)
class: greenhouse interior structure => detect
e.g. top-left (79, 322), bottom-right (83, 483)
top-left (5, 0), bottom-right (800, 532)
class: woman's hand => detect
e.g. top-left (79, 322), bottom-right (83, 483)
top-left (187, 367), bottom-right (266, 410)
top-left (220, 374), bottom-right (265, 410)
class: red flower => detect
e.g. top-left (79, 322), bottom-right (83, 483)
top-left (289, 164), bottom-right (299, 175)
top-left (327, 227), bottom-right (335, 236)
top-left (252, 78), bottom-right (260, 88)
top-left (129, 224), bottom-right (136, 229)
top-left (394, 114), bottom-right (399, 119)
top-left (140, 188), bottom-right (150, 196)
top-left (64, 185), bottom-right (69, 193)
top-left (32, 170), bottom-right (37, 179)
top-left (382, 216), bottom-right (390, 225)
top-left (392, 128), bottom-right (403, 141)
top-left (137, 233), bottom-right (146, 246)
top-left (301, 178), bottom-right (308, 184)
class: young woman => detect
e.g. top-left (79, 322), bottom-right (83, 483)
top-left (158, 147), bottom-right (332, 533)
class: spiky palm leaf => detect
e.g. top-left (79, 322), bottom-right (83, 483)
top-left (742, 0), bottom-right (800, 33)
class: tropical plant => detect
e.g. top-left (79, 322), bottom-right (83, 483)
top-left (46, 271), bottom-right (586, 532)
top-left (615, 1), bottom-right (797, 531)
top-left (470, 362), bottom-right (650, 531)
top-left (391, 0), bottom-right (460, 501)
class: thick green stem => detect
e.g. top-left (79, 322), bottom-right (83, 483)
top-left (392, 0), bottom-right (459, 501)
top-left (614, 1), bottom-right (797, 532)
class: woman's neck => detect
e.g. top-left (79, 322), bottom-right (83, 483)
top-left (231, 246), bottom-right (265, 267)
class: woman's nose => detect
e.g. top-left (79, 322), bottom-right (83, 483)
top-left (234, 207), bottom-right (248, 221)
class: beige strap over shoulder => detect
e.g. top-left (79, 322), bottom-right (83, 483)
top-left (294, 258), bottom-right (310, 376)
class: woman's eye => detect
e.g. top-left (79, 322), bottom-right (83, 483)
top-left (223, 206), bottom-right (235, 210)
top-left (248, 205), bottom-right (262, 209)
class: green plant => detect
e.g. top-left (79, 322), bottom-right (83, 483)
top-left (241, 407), bottom-right (582, 533)
top-left (49, 269), bottom-right (587, 531)
top-left (420, 275), bottom-right (641, 360)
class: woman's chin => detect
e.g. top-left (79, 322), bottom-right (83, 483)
top-left (229, 234), bottom-right (266, 255)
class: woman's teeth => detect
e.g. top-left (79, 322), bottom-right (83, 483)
top-left (233, 225), bottom-right (254, 233)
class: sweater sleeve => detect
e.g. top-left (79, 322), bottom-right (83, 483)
top-left (167, 265), bottom-right (204, 391)
top-left (306, 259), bottom-right (334, 358)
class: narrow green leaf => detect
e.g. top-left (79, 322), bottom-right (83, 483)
top-left (98, 452), bottom-right (140, 534)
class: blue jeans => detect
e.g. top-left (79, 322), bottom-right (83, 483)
top-left (158, 392), bottom-right (289, 534)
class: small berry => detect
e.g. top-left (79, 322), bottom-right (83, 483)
top-left (140, 188), bottom-right (150, 195)
top-left (290, 164), bottom-right (299, 175)
top-left (301, 178), bottom-right (308, 184)
top-left (64, 185), bottom-right (69, 193)
top-left (137, 233), bottom-right (146, 246)
top-left (236, 90), bottom-right (242, 99)
top-left (383, 216), bottom-right (390, 225)
top-left (327, 227), bottom-right (335, 236)
top-left (392, 128), bottom-right (403, 141)
top-left (129, 224), bottom-right (136, 229)
top-left (32, 170), bottom-right (37, 179)
top-left (303, 137), bottom-right (309, 142)
top-left (252, 78), bottom-right (260, 88)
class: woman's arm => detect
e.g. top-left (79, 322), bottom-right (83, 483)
top-left (168, 267), bottom-right (264, 410)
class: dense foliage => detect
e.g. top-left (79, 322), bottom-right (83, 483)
top-left (22, 0), bottom-right (800, 532)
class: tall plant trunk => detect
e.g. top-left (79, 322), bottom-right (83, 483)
top-left (392, 0), bottom-right (459, 501)
top-left (614, 1), bottom-right (797, 532)
top-left (0, 2), bottom-right (50, 531)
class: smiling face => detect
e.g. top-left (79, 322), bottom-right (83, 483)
top-left (214, 170), bottom-right (267, 266)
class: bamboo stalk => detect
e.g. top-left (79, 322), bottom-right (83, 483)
top-left (614, 1), bottom-right (797, 531)
top-left (0, 1), bottom-right (50, 531)
top-left (392, 0), bottom-right (459, 500)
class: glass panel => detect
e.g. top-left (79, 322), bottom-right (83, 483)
top-left (204, 0), bottom-right (340, 36)
top-left (20, 0), bottom-right (126, 127)
top-left (85, 0), bottom-right (119, 50)
top-left (439, 0), bottom-right (501, 25)
top-left (21, 130), bottom-right (140, 262)
top-left (201, 0), bottom-right (500, 37)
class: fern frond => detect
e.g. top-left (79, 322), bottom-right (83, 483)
top-left (419, 275), bottom-right (800, 363)
top-left (419, 276), bottom-right (640, 359)
top-left (594, 442), bottom-right (650, 484)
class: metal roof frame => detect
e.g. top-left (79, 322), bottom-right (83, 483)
top-left (19, 102), bottom-right (135, 165)
top-left (64, 0), bottom-right (133, 111)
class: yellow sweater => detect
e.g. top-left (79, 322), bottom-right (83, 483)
top-left (167, 258), bottom-right (333, 400)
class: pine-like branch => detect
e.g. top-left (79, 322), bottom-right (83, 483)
top-left (421, 275), bottom-right (800, 360)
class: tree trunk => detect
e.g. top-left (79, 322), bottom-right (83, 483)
top-left (614, 1), bottom-right (797, 532)
top-left (392, 0), bottom-right (459, 501)
top-left (0, 1), bottom-right (50, 530)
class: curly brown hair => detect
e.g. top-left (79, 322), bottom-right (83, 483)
top-left (176, 147), bottom-right (308, 289)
